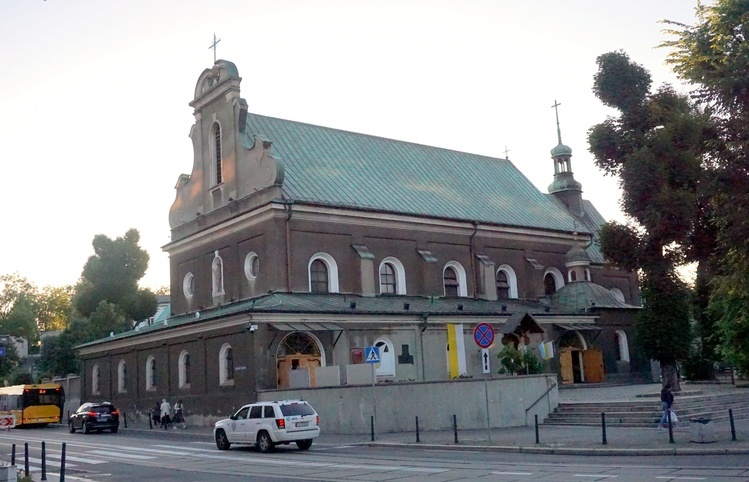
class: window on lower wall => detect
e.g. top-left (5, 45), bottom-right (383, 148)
top-left (219, 343), bottom-right (234, 386)
top-left (146, 355), bottom-right (156, 391)
top-left (118, 360), bottom-right (127, 394)
top-left (92, 364), bottom-right (100, 395)
top-left (179, 350), bottom-right (191, 389)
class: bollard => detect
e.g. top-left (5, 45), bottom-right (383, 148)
top-left (41, 440), bottom-right (47, 481)
top-left (11, 444), bottom-right (15, 466)
top-left (60, 442), bottom-right (66, 482)
top-left (601, 412), bottom-right (607, 445)
top-left (453, 414), bottom-right (458, 444)
top-left (370, 415), bottom-right (374, 442)
top-left (148, 411), bottom-right (153, 429)
top-left (415, 416), bottom-right (420, 443)
top-left (730, 408), bottom-right (737, 441)
top-left (24, 442), bottom-right (29, 477)
top-left (124, 412), bottom-right (128, 428)
top-left (667, 411), bottom-right (674, 444)
top-left (535, 414), bottom-right (539, 444)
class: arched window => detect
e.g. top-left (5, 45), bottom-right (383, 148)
top-left (585, 267), bottom-right (591, 281)
top-left (92, 364), bottom-right (100, 395)
top-left (219, 343), bottom-right (234, 386)
top-left (496, 265), bottom-right (518, 299)
top-left (308, 253), bottom-right (339, 293)
top-left (496, 270), bottom-right (510, 298)
top-left (212, 251), bottom-right (224, 296)
top-left (615, 329), bottom-right (630, 362)
top-left (443, 261), bottom-right (468, 297)
top-left (570, 271), bottom-right (577, 282)
top-left (146, 355), bottom-right (156, 391)
top-left (211, 122), bottom-right (222, 185)
top-left (543, 268), bottom-right (565, 295)
top-left (179, 350), bottom-right (191, 388)
top-left (374, 338), bottom-right (396, 377)
top-left (379, 257), bottom-right (407, 295)
top-left (118, 360), bottom-right (127, 394)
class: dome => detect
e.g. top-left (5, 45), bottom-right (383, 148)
top-left (565, 243), bottom-right (591, 264)
top-left (547, 174), bottom-right (582, 193)
top-left (551, 281), bottom-right (639, 311)
top-left (551, 142), bottom-right (572, 157)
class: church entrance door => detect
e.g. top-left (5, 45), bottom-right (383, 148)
top-left (276, 332), bottom-right (323, 389)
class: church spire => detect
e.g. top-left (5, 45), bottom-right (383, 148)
top-left (548, 100), bottom-right (583, 216)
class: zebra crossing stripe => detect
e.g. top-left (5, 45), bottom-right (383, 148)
top-left (88, 450), bottom-right (157, 460)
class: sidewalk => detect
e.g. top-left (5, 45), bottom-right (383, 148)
top-left (118, 383), bottom-right (749, 456)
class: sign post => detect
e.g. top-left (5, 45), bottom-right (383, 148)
top-left (365, 346), bottom-right (380, 440)
top-left (473, 323), bottom-right (495, 442)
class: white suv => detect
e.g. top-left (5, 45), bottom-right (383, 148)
top-left (214, 400), bottom-right (320, 453)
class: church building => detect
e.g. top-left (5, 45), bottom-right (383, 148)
top-left (77, 60), bottom-right (648, 420)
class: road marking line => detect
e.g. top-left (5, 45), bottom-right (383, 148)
top-left (656, 478), bottom-right (705, 481)
top-left (88, 450), bottom-right (156, 460)
top-left (574, 475), bottom-right (617, 478)
top-left (492, 471), bottom-right (533, 476)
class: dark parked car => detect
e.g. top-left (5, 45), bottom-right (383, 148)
top-left (69, 402), bottom-right (119, 434)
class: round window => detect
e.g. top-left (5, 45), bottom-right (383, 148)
top-left (183, 272), bottom-right (195, 299)
top-left (245, 252), bottom-right (259, 280)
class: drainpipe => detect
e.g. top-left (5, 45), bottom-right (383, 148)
top-left (284, 200), bottom-right (293, 292)
top-left (419, 314), bottom-right (428, 380)
top-left (470, 221), bottom-right (479, 299)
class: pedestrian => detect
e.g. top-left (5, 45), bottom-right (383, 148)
top-left (173, 399), bottom-right (187, 429)
top-left (658, 384), bottom-right (674, 430)
top-left (160, 398), bottom-right (172, 430)
top-left (151, 401), bottom-right (161, 429)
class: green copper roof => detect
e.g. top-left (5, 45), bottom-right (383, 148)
top-left (244, 114), bottom-right (581, 233)
top-left (551, 281), bottom-right (639, 311)
top-left (551, 142), bottom-right (572, 157)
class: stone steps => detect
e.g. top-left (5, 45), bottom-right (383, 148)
top-left (546, 389), bottom-right (749, 427)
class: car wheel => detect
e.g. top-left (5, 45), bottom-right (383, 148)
top-left (296, 439), bottom-right (313, 450)
top-left (215, 429), bottom-right (231, 451)
top-left (68, 422), bottom-right (76, 434)
top-left (83, 424), bottom-right (90, 434)
top-left (256, 431), bottom-right (275, 453)
top-left (111, 426), bottom-right (118, 433)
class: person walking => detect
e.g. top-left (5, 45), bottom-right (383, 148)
top-left (173, 399), bottom-right (187, 429)
top-left (658, 384), bottom-right (675, 430)
top-left (160, 398), bottom-right (172, 430)
top-left (151, 401), bottom-right (161, 429)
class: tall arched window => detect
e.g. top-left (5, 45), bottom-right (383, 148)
top-left (219, 343), bottom-right (234, 386)
top-left (378, 257), bottom-right (407, 295)
top-left (496, 265), bottom-right (518, 299)
top-left (615, 329), bottom-right (630, 362)
top-left (179, 350), bottom-right (191, 388)
top-left (118, 360), bottom-right (127, 393)
top-left (212, 251), bottom-right (224, 296)
top-left (92, 364), bottom-right (100, 395)
top-left (543, 268), bottom-right (564, 295)
top-left (496, 271), bottom-right (510, 298)
top-left (308, 253), bottom-right (339, 293)
top-left (146, 355), bottom-right (156, 391)
top-left (211, 122), bottom-right (222, 185)
top-left (443, 261), bottom-right (468, 297)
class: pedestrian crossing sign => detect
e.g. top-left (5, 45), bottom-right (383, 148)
top-left (365, 346), bottom-right (380, 364)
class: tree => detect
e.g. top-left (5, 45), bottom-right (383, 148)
top-left (74, 229), bottom-right (157, 327)
top-left (663, 0), bottom-right (749, 377)
top-left (588, 51), bottom-right (714, 389)
top-left (36, 285), bottom-right (73, 332)
top-left (0, 342), bottom-right (20, 382)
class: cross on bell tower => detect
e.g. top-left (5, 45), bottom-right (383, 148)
top-left (209, 34), bottom-right (221, 64)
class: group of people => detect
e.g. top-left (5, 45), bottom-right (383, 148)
top-left (151, 399), bottom-right (187, 430)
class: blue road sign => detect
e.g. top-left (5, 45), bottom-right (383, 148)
top-left (0, 347), bottom-right (5, 357)
top-left (365, 346), bottom-right (380, 364)
top-left (474, 322), bottom-right (495, 348)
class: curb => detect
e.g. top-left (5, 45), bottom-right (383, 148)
top-left (365, 441), bottom-right (749, 456)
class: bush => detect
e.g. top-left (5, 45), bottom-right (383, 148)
top-left (498, 345), bottom-right (544, 375)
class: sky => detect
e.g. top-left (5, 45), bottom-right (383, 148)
top-left (0, 0), bottom-right (703, 291)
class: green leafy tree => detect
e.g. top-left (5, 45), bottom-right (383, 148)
top-left (0, 342), bottom-right (20, 381)
top-left (36, 285), bottom-right (73, 332)
top-left (588, 51), bottom-right (715, 389)
top-left (497, 345), bottom-right (544, 375)
top-left (662, 0), bottom-right (749, 377)
top-left (0, 296), bottom-right (37, 345)
top-left (74, 229), bottom-right (157, 327)
top-left (39, 331), bottom-right (80, 378)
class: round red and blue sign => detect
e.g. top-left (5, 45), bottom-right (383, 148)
top-left (473, 322), bottom-right (495, 348)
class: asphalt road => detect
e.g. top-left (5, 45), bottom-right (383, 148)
top-left (1, 426), bottom-right (749, 481)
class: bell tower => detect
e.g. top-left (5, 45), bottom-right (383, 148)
top-left (548, 100), bottom-right (583, 216)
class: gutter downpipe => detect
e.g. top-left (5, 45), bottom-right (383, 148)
top-left (284, 199), bottom-right (293, 292)
top-left (470, 221), bottom-right (479, 299)
top-left (419, 314), bottom-right (428, 381)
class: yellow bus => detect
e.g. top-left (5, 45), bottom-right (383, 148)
top-left (0, 384), bottom-right (65, 427)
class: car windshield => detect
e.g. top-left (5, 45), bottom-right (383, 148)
top-left (279, 403), bottom-right (315, 416)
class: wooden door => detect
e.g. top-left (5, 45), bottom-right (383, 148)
top-left (560, 349), bottom-right (574, 384)
top-left (582, 348), bottom-right (605, 383)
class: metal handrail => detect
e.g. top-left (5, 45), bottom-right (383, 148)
top-left (525, 378), bottom-right (557, 424)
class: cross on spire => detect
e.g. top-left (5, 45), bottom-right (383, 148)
top-left (551, 99), bottom-right (563, 144)
top-left (209, 34), bottom-right (221, 64)
top-left (504, 146), bottom-right (510, 160)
